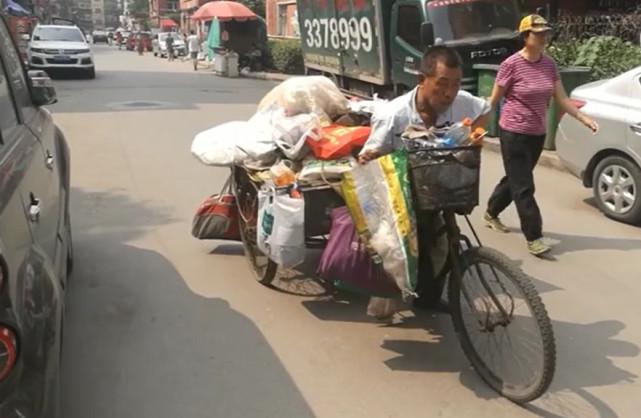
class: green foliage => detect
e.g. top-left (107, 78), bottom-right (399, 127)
top-left (546, 40), bottom-right (581, 68)
top-left (547, 36), bottom-right (641, 80)
top-left (574, 36), bottom-right (641, 80)
top-left (268, 39), bottom-right (304, 74)
top-left (128, 0), bottom-right (149, 18)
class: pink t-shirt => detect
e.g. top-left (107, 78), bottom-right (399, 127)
top-left (497, 53), bottom-right (560, 136)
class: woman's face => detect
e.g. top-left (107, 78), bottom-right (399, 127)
top-left (526, 31), bottom-right (549, 51)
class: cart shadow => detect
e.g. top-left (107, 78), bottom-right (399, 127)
top-left (210, 244), bottom-right (330, 297)
top-left (302, 296), bottom-right (639, 418)
top-left (461, 318), bottom-right (639, 418)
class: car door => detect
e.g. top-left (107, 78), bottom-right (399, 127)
top-left (0, 23), bottom-right (62, 273)
top-left (390, 1), bottom-right (425, 91)
top-left (0, 36), bottom-right (34, 307)
top-left (626, 70), bottom-right (641, 160)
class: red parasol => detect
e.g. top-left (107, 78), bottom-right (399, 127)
top-left (191, 1), bottom-right (257, 22)
top-left (160, 18), bottom-right (178, 28)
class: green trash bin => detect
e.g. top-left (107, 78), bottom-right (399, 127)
top-left (544, 66), bottom-right (592, 150)
top-left (474, 64), bottom-right (501, 138)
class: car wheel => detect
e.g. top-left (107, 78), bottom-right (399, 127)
top-left (86, 67), bottom-right (95, 79)
top-left (593, 155), bottom-right (641, 224)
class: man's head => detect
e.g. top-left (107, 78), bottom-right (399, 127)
top-left (190, 30), bottom-right (195, 35)
top-left (418, 46), bottom-right (462, 114)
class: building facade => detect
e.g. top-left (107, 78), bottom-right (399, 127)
top-left (265, 0), bottom-right (298, 38)
top-left (523, 0), bottom-right (639, 15)
top-left (149, 0), bottom-right (178, 27)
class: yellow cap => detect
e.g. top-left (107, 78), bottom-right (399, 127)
top-left (519, 14), bottom-right (552, 33)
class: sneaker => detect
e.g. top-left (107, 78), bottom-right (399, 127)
top-left (484, 212), bottom-right (509, 233)
top-left (528, 239), bottom-right (551, 256)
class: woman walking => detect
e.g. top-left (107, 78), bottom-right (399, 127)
top-left (484, 14), bottom-right (598, 256)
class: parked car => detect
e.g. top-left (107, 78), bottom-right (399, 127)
top-left (155, 32), bottom-right (186, 58)
top-left (27, 24), bottom-right (95, 79)
top-left (91, 29), bottom-right (108, 43)
top-left (556, 66), bottom-right (641, 224)
top-left (0, 15), bottom-right (73, 418)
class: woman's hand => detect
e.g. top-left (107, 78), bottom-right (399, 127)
top-left (578, 112), bottom-right (599, 133)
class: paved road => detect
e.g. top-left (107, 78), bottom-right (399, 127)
top-left (52, 46), bottom-right (641, 418)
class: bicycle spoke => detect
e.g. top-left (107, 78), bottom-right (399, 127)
top-left (453, 249), bottom-right (553, 401)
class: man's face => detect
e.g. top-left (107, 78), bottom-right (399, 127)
top-left (419, 62), bottom-right (462, 114)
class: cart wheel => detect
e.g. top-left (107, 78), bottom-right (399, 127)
top-left (235, 170), bottom-right (277, 286)
top-left (448, 247), bottom-right (556, 403)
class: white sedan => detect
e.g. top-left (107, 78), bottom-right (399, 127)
top-left (28, 24), bottom-right (95, 78)
top-left (556, 66), bottom-right (641, 224)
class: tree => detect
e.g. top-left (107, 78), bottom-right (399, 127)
top-left (128, 0), bottom-right (149, 18)
top-left (237, 0), bottom-right (265, 18)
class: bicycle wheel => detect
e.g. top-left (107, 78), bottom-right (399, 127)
top-left (448, 247), bottom-right (555, 403)
top-left (234, 170), bottom-right (277, 286)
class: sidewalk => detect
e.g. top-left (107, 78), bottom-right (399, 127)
top-left (239, 71), bottom-right (568, 173)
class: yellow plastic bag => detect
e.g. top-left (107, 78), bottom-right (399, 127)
top-left (341, 150), bottom-right (418, 299)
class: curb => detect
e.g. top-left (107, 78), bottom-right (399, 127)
top-left (241, 71), bottom-right (292, 82)
top-left (484, 137), bottom-right (567, 173)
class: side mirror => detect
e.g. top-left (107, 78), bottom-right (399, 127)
top-left (21, 33), bottom-right (31, 41)
top-left (28, 70), bottom-right (57, 106)
top-left (420, 22), bottom-right (435, 47)
top-left (33, 35), bottom-right (40, 41)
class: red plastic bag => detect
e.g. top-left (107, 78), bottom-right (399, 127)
top-left (191, 178), bottom-right (240, 240)
top-left (306, 125), bottom-right (371, 160)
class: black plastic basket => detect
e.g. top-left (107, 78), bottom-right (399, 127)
top-left (408, 146), bottom-right (481, 212)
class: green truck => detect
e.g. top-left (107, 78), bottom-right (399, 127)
top-left (296, 0), bottom-right (523, 97)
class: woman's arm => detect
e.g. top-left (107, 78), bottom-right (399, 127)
top-left (488, 82), bottom-right (507, 111)
top-left (554, 80), bottom-right (599, 132)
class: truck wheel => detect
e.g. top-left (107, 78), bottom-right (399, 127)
top-left (593, 155), bottom-right (641, 224)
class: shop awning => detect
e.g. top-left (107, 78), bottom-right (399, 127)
top-left (160, 18), bottom-right (178, 28)
top-left (191, 1), bottom-right (257, 22)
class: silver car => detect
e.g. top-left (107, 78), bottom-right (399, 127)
top-left (556, 66), bottom-right (641, 225)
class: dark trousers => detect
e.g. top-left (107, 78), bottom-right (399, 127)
top-left (487, 130), bottom-right (546, 242)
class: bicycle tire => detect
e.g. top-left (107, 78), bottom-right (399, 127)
top-left (234, 170), bottom-right (278, 286)
top-left (238, 214), bottom-right (278, 286)
top-left (448, 247), bottom-right (556, 403)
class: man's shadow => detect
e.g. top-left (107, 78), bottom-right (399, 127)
top-left (62, 188), bottom-right (315, 418)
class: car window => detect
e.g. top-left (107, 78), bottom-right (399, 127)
top-left (0, 56), bottom-right (19, 143)
top-left (0, 22), bottom-right (31, 113)
top-left (397, 5), bottom-right (422, 51)
top-left (34, 27), bottom-right (85, 42)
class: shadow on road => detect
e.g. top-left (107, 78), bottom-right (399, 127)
top-left (544, 230), bottom-right (641, 256)
top-left (62, 187), bottom-right (314, 418)
top-left (302, 291), bottom-right (639, 418)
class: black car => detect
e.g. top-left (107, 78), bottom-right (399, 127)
top-left (0, 16), bottom-right (72, 418)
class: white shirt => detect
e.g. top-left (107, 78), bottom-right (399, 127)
top-left (362, 88), bottom-right (491, 155)
top-left (187, 35), bottom-right (200, 53)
